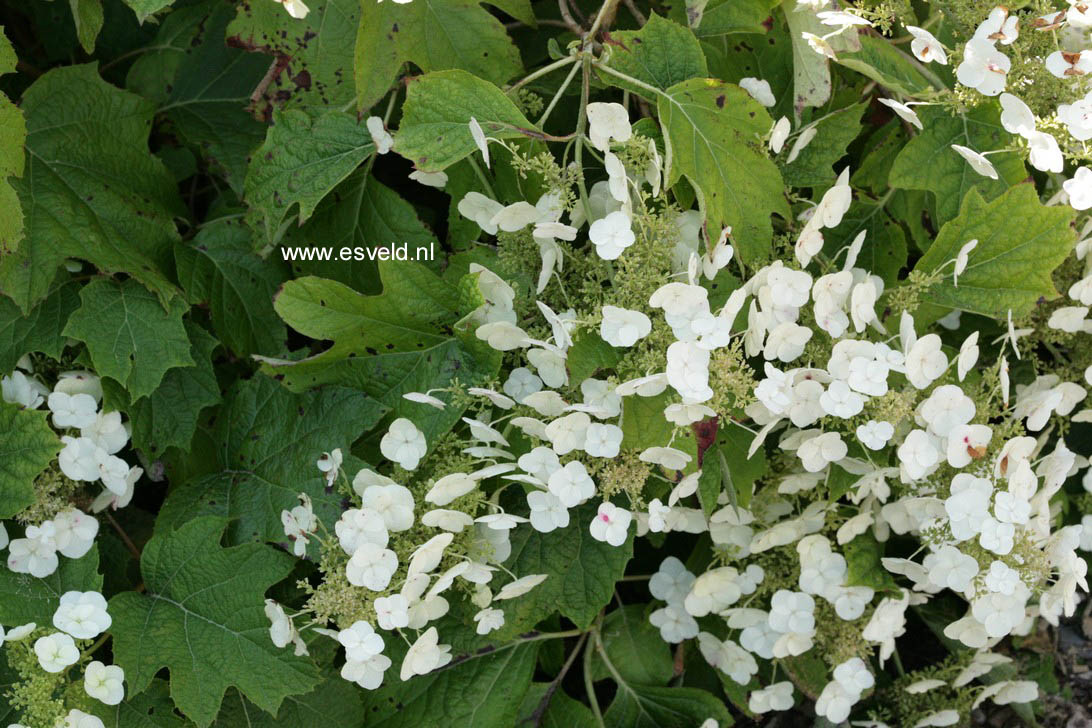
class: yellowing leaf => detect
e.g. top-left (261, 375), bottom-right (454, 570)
top-left (0, 64), bottom-right (182, 313)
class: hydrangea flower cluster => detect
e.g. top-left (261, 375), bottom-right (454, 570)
top-left (2, 361), bottom-right (141, 580)
top-left (885, 1), bottom-right (1092, 209)
top-left (268, 422), bottom-right (552, 689)
top-left (263, 70), bottom-right (1092, 721)
top-left (1, 590), bottom-right (122, 728)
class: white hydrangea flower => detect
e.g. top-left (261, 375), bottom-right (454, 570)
top-left (908, 25), bottom-right (947, 64)
top-left (739, 77), bottom-right (776, 106)
top-left (770, 116), bottom-right (791, 153)
top-left (589, 210), bottom-right (635, 260)
top-left (346, 543), bottom-right (398, 590)
top-left (748, 681), bottom-right (795, 713)
top-left (600, 305), bottom-right (651, 347)
top-left (925, 545), bottom-right (979, 592)
top-left (950, 144), bottom-right (998, 178)
top-left (1046, 49), bottom-right (1092, 78)
top-left (589, 502), bottom-right (631, 546)
top-left (84, 661), bottom-right (125, 705)
top-left (7, 523), bottom-right (59, 578)
top-left (856, 420), bottom-right (894, 450)
top-left (48, 391), bottom-right (98, 429)
top-left (53, 590), bottom-right (111, 639)
top-left (63, 709), bottom-right (106, 728)
top-left (547, 461), bottom-right (595, 507)
top-left (649, 602), bottom-right (699, 643)
top-left (380, 418), bottom-right (427, 470)
top-left (52, 508), bottom-right (98, 559)
top-left (34, 632), bottom-right (80, 673)
top-left (796, 431), bottom-right (847, 472)
top-left (585, 102), bottom-right (632, 152)
top-left (273, 0), bottom-right (310, 19)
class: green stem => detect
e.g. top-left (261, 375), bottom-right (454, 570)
top-left (593, 627), bottom-right (639, 704)
top-left (517, 628), bottom-right (585, 643)
top-left (507, 55), bottom-right (578, 96)
top-left (892, 646), bottom-right (906, 677)
top-left (583, 630), bottom-right (606, 727)
top-left (584, 0), bottom-right (621, 44)
top-left (537, 57), bottom-right (583, 128)
top-left (574, 54), bottom-right (593, 223)
top-left (467, 156), bottom-right (497, 200)
top-left (80, 632), bottom-right (111, 660)
top-left (593, 62), bottom-right (667, 102)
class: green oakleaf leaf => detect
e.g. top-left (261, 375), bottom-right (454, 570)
top-left (516, 684), bottom-right (598, 728)
top-left (109, 517), bottom-right (321, 727)
top-left (244, 108), bottom-right (375, 243)
top-left (912, 185), bottom-right (1075, 322)
top-left (355, 0), bottom-right (524, 113)
top-left (497, 503), bottom-right (633, 633)
top-left (89, 679), bottom-right (190, 728)
top-left (603, 684), bottom-right (734, 727)
top-left (602, 13), bottom-right (708, 93)
top-left (835, 34), bottom-right (933, 98)
top-left (393, 70), bottom-right (539, 172)
top-left (0, 26), bottom-right (25, 254)
top-left (698, 424), bottom-right (766, 513)
top-left (566, 330), bottom-right (621, 384)
top-left (211, 677), bottom-right (364, 728)
top-left (63, 278), bottom-right (194, 402)
top-left (123, 0), bottom-right (174, 23)
top-left (0, 280), bottom-right (80, 374)
top-left (259, 337), bottom-right (497, 445)
top-left (657, 79), bottom-right (789, 265)
top-left (359, 643), bottom-right (539, 728)
top-left (780, 102), bottom-right (865, 187)
top-left (589, 605), bottom-right (674, 686)
top-left (685, 0), bottom-right (778, 36)
top-left (259, 262), bottom-right (499, 442)
top-left (844, 532), bottom-right (900, 594)
top-left (155, 376), bottom-right (387, 546)
top-left (621, 391), bottom-right (677, 451)
top-left (70, 0), bottom-right (104, 53)
top-left (0, 402), bottom-right (61, 518)
top-left (889, 104), bottom-right (1026, 226)
top-left (0, 64), bottom-right (183, 313)
top-left (280, 172), bottom-right (441, 290)
top-left (852, 118), bottom-right (908, 195)
top-left (175, 218), bottom-right (289, 357)
top-left (0, 544), bottom-right (101, 623)
top-left (784, 5), bottom-right (830, 113)
top-left (781, 650), bottom-right (828, 699)
top-left (143, 3), bottom-right (269, 195)
top-left (699, 21), bottom-right (793, 119)
top-left (227, 0), bottom-right (358, 110)
top-left (124, 321), bottom-right (222, 460)
top-left (273, 265), bottom-right (459, 353)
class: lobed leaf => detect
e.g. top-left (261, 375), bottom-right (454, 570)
top-left (109, 517), bottom-right (321, 727)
